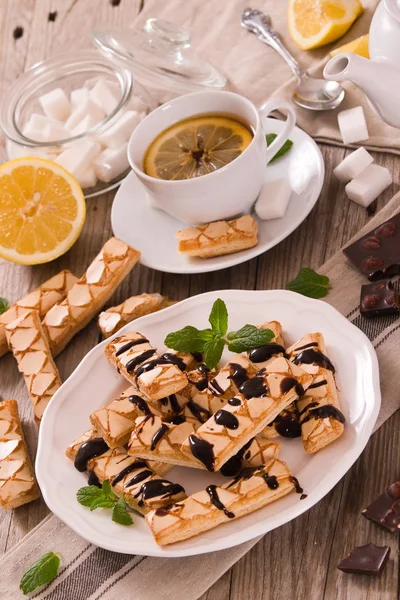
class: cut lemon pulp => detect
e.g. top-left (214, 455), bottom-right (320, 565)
top-left (0, 157), bottom-right (86, 265)
top-left (144, 115), bottom-right (253, 180)
top-left (288, 0), bottom-right (364, 50)
top-left (330, 33), bottom-right (369, 58)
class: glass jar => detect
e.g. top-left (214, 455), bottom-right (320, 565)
top-left (0, 50), bottom-right (155, 198)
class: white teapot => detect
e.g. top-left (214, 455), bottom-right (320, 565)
top-left (324, 0), bottom-right (400, 128)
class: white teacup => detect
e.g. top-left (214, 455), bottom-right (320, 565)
top-left (127, 91), bottom-right (296, 225)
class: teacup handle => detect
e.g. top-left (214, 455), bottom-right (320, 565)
top-left (259, 99), bottom-right (296, 164)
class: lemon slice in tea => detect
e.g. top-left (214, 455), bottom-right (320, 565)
top-left (144, 115), bottom-right (253, 180)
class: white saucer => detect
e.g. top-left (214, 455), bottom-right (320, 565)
top-left (111, 118), bottom-right (324, 274)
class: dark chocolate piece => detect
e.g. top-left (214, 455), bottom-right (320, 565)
top-left (337, 543), bottom-right (390, 576)
top-left (360, 279), bottom-right (400, 317)
top-left (343, 212), bottom-right (400, 280)
top-left (362, 481), bottom-right (400, 533)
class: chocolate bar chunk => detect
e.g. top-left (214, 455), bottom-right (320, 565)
top-left (343, 212), bottom-right (400, 280)
top-left (362, 481), bottom-right (400, 533)
top-left (337, 543), bottom-right (390, 576)
top-left (360, 280), bottom-right (400, 317)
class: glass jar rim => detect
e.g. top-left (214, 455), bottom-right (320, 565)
top-left (0, 49), bottom-right (135, 148)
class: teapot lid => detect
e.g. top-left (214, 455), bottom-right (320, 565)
top-left (93, 19), bottom-right (227, 95)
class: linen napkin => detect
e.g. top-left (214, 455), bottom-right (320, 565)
top-left (131, 0), bottom-right (400, 153)
top-left (1, 192), bottom-right (399, 600)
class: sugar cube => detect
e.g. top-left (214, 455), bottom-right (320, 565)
top-left (338, 106), bottom-right (369, 145)
top-left (75, 166), bottom-right (97, 189)
top-left (345, 164), bottom-right (392, 207)
top-left (22, 113), bottom-right (54, 141)
top-left (65, 98), bottom-right (106, 130)
top-left (334, 147), bottom-right (374, 183)
top-left (94, 144), bottom-right (129, 183)
top-left (98, 110), bottom-right (141, 149)
top-left (71, 114), bottom-right (97, 137)
top-left (55, 140), bottom-right (101, 177)
top-left (89, 79), bottom-right (120, 115)
top-left (70, 87), bottom-right (89, 110)
top-left (42, 121), bottom-right (70, 142)
top-left (255, 179), bottom-right (292, 220)
top-left (39, 88), bottom-right (71, 121)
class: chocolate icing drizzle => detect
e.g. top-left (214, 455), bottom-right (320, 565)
top-left (126, 469), bottom-right (153, 488)
top-left (115, 338), bottom-right (148, 357)
top-left (214, 409), bottom-right (239, 429)
top-left (263, 474), bottom-right (279, 489)
top-left (88, 470), bottom-right (101, 487)
top-left (208, 378), bottom-right (225, 395)
top-left (228, 397), bottom-right (241, 407)
top-left (160, 353), bottom-right (186, 371)
top-left (126, 349), bottom-right (156, 373)
top-left (280, 376), bottom-right (304, 397)
top-left (308, 379), bottom-right (328, 390)
top-left (226, 465), bottom-right (263, 488)
top-left (128, 394), bottom-right (152, 415)
top-left (228, 363), bottom-right (248, 388)
top-left (74, 438), bottom-right (109, 472)
top-left (273, 409), bottom-right (301, 438)
top-left (293, 349), bottom-right (335, 373)
top-left (151, 423), bottom-right (169, 450)
top-left (220, 439), bottom-right (253, 477)
top-left (186, 400), bottom-right (211, 423)
top-left (239, 376), bottom-right (268, 399)
top-left (249, 343), bottom-right (287, 363)
top-left (293, 342), bottom-right (318, 352)
top-left (112, 460), bottom-right (148, 486)
top-left (188, 434), bottom-right (215, 471)
top-left (206, 485), bottom-right (235, 518)
top-left (301, 405), bottom-right (346, 425)
top-left (290, 476), bottom-right (307, 499)
top-left (193, 363), bottom-right (210, 390)
top-left (134, 479), bottom-right (185, 506)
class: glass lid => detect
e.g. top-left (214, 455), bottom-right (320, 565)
top-left (92, 18), bottom-right (227, 94)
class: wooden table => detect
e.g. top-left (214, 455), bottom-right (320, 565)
top-left (0, 1), bottom-right (399, 599)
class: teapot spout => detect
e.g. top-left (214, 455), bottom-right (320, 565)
top-left (324, 52), bottom-right (400, 128)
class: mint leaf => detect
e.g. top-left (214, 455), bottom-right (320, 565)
top-left (102, 479), bottom-right (114, 500)
top-left (112, 498), bottom-right (133, 526)
top-left (208, 299), bottom-right (228, 335)
top-left (203, 338), bottom-right (225, 370)
top-left (164, 326), bottom-right (214, 353)
top-left (76, 485), bottom-right (105, 508)
top-left (227, 325), bottom-right (274, 353)
top-left (90, 496), bottom-right (116, 511)
top-left (266, 133), bottom-right (293, 164)
top-left (20, 552), bottom-right (60, 595)
top-left (0, 298), bottom-right (9, 315)
top-left (286, 268), bottom-right (329, 299)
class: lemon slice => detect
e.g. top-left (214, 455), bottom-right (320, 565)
top-left (144, 116), bottom-right (253, 180)
top-left (0, 157), bottom-right (86, 265)
top-left (330, 33), bottom-right (369, 58)
top-left (288, 0), bottom-right (364, 50)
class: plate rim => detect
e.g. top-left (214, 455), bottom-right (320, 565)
top-left (36, 290), bottom-right (381, 557)
top-left (111, 119), bottom-right (325, 274)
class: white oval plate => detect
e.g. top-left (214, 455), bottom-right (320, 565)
top-left (36, 290), bottom-right (380, 557)
top-left (111, 119), bottom-right (324, 274)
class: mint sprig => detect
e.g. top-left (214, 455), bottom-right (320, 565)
top-left (112, 497), bottom-right (134, 526)
top-left (266, 133), bottom-right (293, 164)
top-left (286, 268), bottom-right (330, 299)
top-left (0, 298), bottom-right (9, 314)
top-left (20, 552), bottom-right (60, 595)
top-left (164, 299), bottom-right (275, 369)
top-left (77, 480), bottom-right (133, 525)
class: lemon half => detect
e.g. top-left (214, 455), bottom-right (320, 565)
top-left (0, 157), bottom-right (86, 265)
top-left (288, 0), bottom-right (364, 50)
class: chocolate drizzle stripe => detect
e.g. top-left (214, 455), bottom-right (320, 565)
top-left (188, 434), bottom-right (214, 471)
top-left (126, 349), bottom-right (156, 373)
top-left (112, 460), bottom-right (148, 486)
top-left (150, 424), bottom-right (169, 450)
top-left (74, 438), bottom-right (109, 472)
top-left (206, 485), bottom-right (235, 518)
top-left (115, 338), bottom-right (148, 356)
